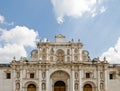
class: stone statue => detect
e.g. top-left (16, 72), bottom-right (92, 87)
top-left (75, 72), bottom-right (78, 79)
top-left (42, 83), bottom-right (46, 90)
top-left (75, 83), bottom-right (78, 90)
top-left (42, 72), bottom-right (46, 79)
top-left (100, 83), bottom-right (103, 90)
top-left (16, 83), bottom-right (20, 90)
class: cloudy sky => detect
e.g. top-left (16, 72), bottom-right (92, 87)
top-left (0, 0), bottom-right (120, 63)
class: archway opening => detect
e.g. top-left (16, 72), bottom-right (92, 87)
top-left (54, 81), bottom-right (65, 91)
top-left (27, 84), bottom-right (36, 91)
top-left (83, 84), bottom-right (92, 91)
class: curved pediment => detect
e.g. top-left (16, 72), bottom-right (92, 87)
top-left (55, 34), bottom-right (65, 38)
top-left (55, 34), bottom-right (66, 42)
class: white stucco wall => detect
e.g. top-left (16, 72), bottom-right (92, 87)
top-left (0, 70), bottom-right (13, 91)
top-left (108, 80), bottom-right (120, 91)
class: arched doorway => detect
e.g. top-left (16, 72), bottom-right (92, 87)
top-left (83, 84), bottom-right (92, 91)
top-left (54, 81), bottom-right (65, 91)
top-left (27, 84), bottom-right (36, 91)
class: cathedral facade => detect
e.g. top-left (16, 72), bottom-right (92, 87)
top-left (0, 34), bottom-right (120, 91)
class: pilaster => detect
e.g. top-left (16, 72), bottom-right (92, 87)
top-left (38, 68), bottom-right (42, 91)
top-left (79, 69), bottom-right (82, 91)
top-left (20, 66), bottom-right (23, 91)
top-left (46, 69), bottom-right (49, 91)
top-left (12, 69), bottom-right (16, 91)
top-left (71, 66), bottom-right (75, 91)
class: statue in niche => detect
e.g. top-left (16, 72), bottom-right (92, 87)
top-left (16, 83), bottom-right (20, 90)
top-left (16, 72), bottom-right (20, 78)
top-left (67, 49), bottom-right (70, 55)
top-left (42, 72), bottom-right (46, 79)
top-left (50, 48), bottom-right (54, 55)
top-left (75, 83), bottom-right (78, 90)
top-left (75, 72), bottom-right (78, 79)
top-left (42, 83), bottom-right (46, 90)
top-left (100, 83), bottom-right (103, 90)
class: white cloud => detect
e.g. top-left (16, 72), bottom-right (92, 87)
top-left (100, 6), bottom-right (106, 13)
top-left (100, 37), bottom-right (120, 63)
top-left (57, 17), bottom-right (64, 24)
top-left (0, 26), bottom-right (38, 63)
top-left (0, 26), bottom-right (38, 47)
top-left (0, 15), bottom-right (5, 23)
top-left (51, 0), bottom-right (106, 24)
top-left (0, 14), bottom-right (14, 25)
top-left (0, 44), bottom-right (26, 63)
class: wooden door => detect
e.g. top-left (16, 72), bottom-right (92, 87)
top-left (27, 84), bottom-right (36, 91)
top-left (54, 81), bottom-right (65, 91)
top-left (83, 84), bottom-right (92, 91)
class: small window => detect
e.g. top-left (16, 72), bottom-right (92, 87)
top-left (6, 73), bottom-right (11, 79)
top-left (86, 73), bottom-right (90, 78)
top-left (30, 73), bottom-right (34, 78)
top-left (109, 74), bottom-right (113, 79)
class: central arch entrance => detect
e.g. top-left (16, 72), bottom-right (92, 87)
top-left (27, 84), bottom-right (36, 91)
top-left (54, 81), bottom-right (65, 91)
top-left (83, 84), bottom-right (92, 91)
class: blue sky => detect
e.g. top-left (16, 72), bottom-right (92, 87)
top-left (0, 0), bottom-right (120, 63)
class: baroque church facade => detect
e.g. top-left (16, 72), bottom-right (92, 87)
top-left (0, 34), bottom-right (120, 91)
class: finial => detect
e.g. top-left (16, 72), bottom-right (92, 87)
top-left (40, 39), bottom-right (42, 42)
top-left (71, 38), bottom-right (74, 42)
top-left (12, 56), bottom-right (16, 63)
top-left (46, 38), bottom-right (48, 42)
top-left (103, 57), bottom-right (107, 63)
top-left (78, 39), bottom-right (80, 42)
top-left (20, 56), bottom-right (22, 60)
top-left (13, 56), bottom-right (16, 60)
top-left (104, 57), bottom-right (106, 61)
top-left (97, 57), bottom-right (99, 60)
